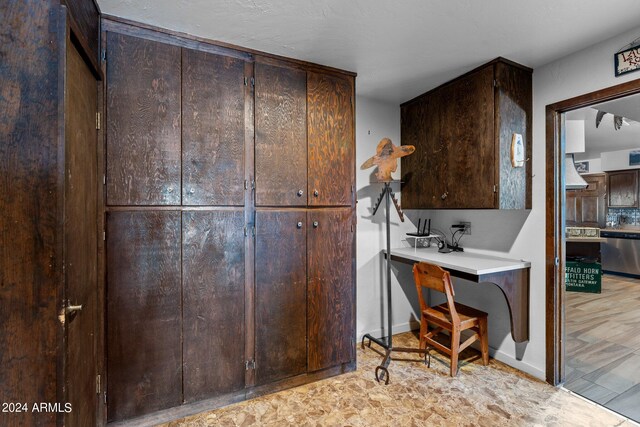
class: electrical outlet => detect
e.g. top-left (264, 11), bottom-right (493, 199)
top-left (461, 222), bottom-right (471, 235)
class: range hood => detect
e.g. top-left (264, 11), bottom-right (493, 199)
top-left (565, 120), bottom-right (588, 190)
top-left (565, 154), bottom-right (588, 190)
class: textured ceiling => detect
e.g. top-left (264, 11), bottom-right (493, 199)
top-left (97, 0), bottom-right (640, 104)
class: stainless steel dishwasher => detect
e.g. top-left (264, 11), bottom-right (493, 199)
top-left (600, 230), bottom-right (640, 278)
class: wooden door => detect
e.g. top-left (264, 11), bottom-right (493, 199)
top-left (307, 208), bottom-right (355, 372)
top-left (255, 62), bottom-right (307, 206)
top-left (182, 48), bottom-right (246, 206)
top-left (64, 38), bottom-right (99, 427)
top-left (106, 211), bottom-right (182, 422)
top-left (182, 210), bottom-right (245, 402)
top-left (307, 72), bottom-right (354, 206)
top-left (608, 170), bottom-right (638, 208)
top-left (106, 32), bottom-right (181, 206)
top-left (440, 67), bottom-right (495, 208)
top-left (255, 210), bottom-right (307, 385)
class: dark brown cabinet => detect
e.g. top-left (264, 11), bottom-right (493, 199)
top-left (182, 49), bottom-right (247, 206)
top-left (106, 32), bottom-right (182, 206)
top-left (255, 210), bottom-right (308, 385)
top-left (308, 72), bottom-right (355, 207)
top-left (607, 170), bottom-right (639, 208)
top-left (103, 21), bottom-right (355, 424)
top-left (307, 208), bottom-right (355, 371)
top-left (401, 58), bottom-right (532, 209)
top-left (182, 210), bottom-right (246, 401)
top-left (566, 173), bottom-right (606, 227)
top-left (255, 63), bottom-right (308, 206)
top-left (106, 211), bottom-right (182, 422)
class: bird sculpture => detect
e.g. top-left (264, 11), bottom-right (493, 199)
top-left (360, 137), bottom-right (415, 182)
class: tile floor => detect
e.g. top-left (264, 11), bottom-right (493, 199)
top-left (163, 332), bottom-right (634, 426)
top-left (566, 273), bottom-right (640, 422)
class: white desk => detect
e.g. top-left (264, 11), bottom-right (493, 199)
top-left (385, 247), bottom-right (531, 343)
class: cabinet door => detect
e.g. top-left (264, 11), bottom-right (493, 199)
top-left (255, 210), bottom-right (307, 385)
top-left (106, 211), bottom-right (182, 422)
top-left (182, 210), bottom-right (245, 402)
top-left (255, 63), bottom-right (307, 206)
top-left (579, 174), bottom-right (606, 227)
top-left (106, 32), bottom-right (181, 205)
top-left (440, 67), bottom-right (495, 208)
top-left (566, 190), bottom-right (578, 225)
top-left (308, 72), bottom-right (354, 206)
top-left (182, 49), bottom-right (246, 206)
top-left (608, 170), bottom-right (638, 208)
top-left (307, 208), bottom-right (355, 372)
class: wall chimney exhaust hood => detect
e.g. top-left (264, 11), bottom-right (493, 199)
top-left (565, 120), bottom-right (588, 190)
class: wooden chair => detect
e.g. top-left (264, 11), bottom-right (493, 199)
top-left (412, 262), bottom-right (489, 376)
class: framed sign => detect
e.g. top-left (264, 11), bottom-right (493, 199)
top-left (615, 45), bottom-right (640, 77)
top-left (575, 161), bottom-right (589, 174)
top-left (630, 149), bottom-right (640, 166)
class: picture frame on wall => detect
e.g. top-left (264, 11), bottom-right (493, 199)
top-left (575, 161), bottom-right (589, 174)
top-left (615, 45), bottom-right (640, 77)
top-left (629, 149), bottom-right (640, 166)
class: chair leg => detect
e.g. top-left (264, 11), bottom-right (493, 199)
top-left (450, 329), bottom-right (460, 377)
top-left (419, 317), bottom-right (427, 350)
top-left (479, 317), bottom-right (489, 366)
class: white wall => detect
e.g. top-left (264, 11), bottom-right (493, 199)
top-left (355, 26), bottom-right (640, 380)
top-left (601, 148), bottom-right (640, 171)
top-left (355, 96), bottom-right (420, 340)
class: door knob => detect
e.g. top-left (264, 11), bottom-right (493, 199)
top-left (313, 221), bottom-right (319, 228)
top-left (65, 304), bottom-right (83, 314)
top-left (297, 221), bottom-right (303, 229)
top-left (313, 189), bottom-right (319, 197)
top-left (297, 190), bottom-right (304, 197)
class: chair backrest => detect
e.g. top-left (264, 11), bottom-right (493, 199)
top-left (412, 262), bottom-right (459, 324)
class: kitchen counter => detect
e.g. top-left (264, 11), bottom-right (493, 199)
top-left (566, 237), bottom-right (606, 243)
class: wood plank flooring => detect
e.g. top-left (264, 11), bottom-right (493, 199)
top-left (566, 273), bottom-right (640, 422)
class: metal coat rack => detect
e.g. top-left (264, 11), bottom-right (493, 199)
top-left (361, 181), bottom-right (428, 384)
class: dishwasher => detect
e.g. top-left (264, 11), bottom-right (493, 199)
top-left (600, 230), bottom-right (640, 278)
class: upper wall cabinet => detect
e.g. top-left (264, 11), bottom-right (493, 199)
top-left (106, 32), bottom-right (249, 206)
top-left (308, 72), bottom-right (355, 207)
top-left (106, 32), bottom-right (182, 206)
top-left (182, 49), bottom-right (246, 206)
top-left (608, 169), bottom-right (639, 208)
top-left (255, 62), bottom-right (307, 206)
top-left (401, 58), bottom-right (532, 209)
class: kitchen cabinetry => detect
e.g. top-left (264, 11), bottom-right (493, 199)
top-left (401, 58), bottom-right (532, 209)
top-left (566, 173), bottom-right (606, 227)
top-left (103, 20), bottom-right (355, 424)
top-left (607, 170), bottom-right (638, 208)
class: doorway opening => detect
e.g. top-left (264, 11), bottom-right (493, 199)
top-left (546, 80), bottom-right (640, 422)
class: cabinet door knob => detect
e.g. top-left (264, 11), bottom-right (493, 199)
top-left (313, 221), bottom-right (319, 228)
top-left (297, 190), bottom-right (304, 197)
top-left (297, 221), bottom-right (303, 229)
top-left (313, 189), bottom-right (319, 197)
top-left (441, 191), bottom-right (448, 200)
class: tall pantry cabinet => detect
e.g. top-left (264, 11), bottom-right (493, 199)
top-left (103, 19), bottom-right (356, 423)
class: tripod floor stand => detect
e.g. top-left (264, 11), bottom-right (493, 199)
top-left (361, 182), bottom-right (429, 384)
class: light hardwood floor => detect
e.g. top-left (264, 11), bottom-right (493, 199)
top-left (566, 273), bottom-right (640, 422)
